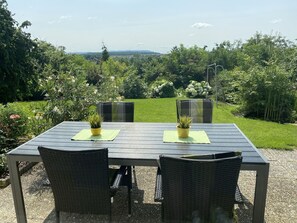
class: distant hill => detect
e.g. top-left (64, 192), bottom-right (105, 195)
top-left (72, 50), bottom-right (161, 60)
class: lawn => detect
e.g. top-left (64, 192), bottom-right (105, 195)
top-left (127, 98), bottom-right (297, 150)
top-left (10, 98), bottom-right (297, 150)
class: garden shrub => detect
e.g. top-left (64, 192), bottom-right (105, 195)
top-left (99, 58), bottom-right (129, 101)
top-left (121, 73), bottom-right (147, 99)
top-left (0, 105), bottom-right (28, 140)
top-left (151, 80), bottom-right (176, 98)
top-left (176, 88), bottom-right (186, 98)
top-left (98, 74), bottom-right (123, 102)
top-left (241, 65), bottom-right (296, 123)
top-left (216, 70), bottom-right (246, 104)
top-left (0, 129), bottom-right (8, 154)
top-left (2, 101), bottom-right (53, 137)
top-left (27, 110), bottom-right (53, 137)
top-left (185, 80), bottom-right (212, 98)
top-left (40, 66), bottom-right (100, 124)
top-left (0, 153), bottom-right (7, 177)
top-left (0, 105), bottom-right (28, 177)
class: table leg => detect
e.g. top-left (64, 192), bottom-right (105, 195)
top-left (253, 163), bottom-right (269, 223)
top-left (7, 156), bottom-right (27, 223)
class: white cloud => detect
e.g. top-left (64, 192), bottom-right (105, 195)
top-left (191, 22), bottom-right (213, 29)
top-left (59, 15), bottom-right (72, 20)
top-left (189, 33), bottom-right (195, 37)
top-left (270, 19), bottom-right (282, 24)
top-left (137, 42), bottom-right (144, 46)
top-left (87, 16), bottom-right (97, 20)
top-left (48, 15), bottom-right (72, 25)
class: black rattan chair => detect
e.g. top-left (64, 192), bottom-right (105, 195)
top-left (154, 152), bottom-right (242, 223)
top-left (96, 102), bottom-right (134, 122)
top-left (96, 102), bottom-right (136, 185)
top-left (38, 146), bottom-right (132, 223)
top-left (176, 99), bottom-right (213, 123)
top-left (176, 99), bottom-right (244, 203)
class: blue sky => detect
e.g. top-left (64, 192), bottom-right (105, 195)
top-left (8, 0), bottom-right (297, 53)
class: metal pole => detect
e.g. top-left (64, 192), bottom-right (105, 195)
top-left (214, 64), bottom-right (218, 107)
top-left (206, 67), bottom-right (213, 83)
top-left (207, 63), bottom-right (223, 107)
top-left (206, 66), bottom-right (214, 99)
top-left (215, 65), bottom-right (224, 107)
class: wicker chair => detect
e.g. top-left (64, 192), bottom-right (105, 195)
top-left (176, 99), bottom-right (244, 203)
top-left (38, 146), bottom-right (132, 223)
top-left (176, 99), bottom-right (213, 123)
top-left (96, 102), bottom-right (134, 122)
top-left (96, 102), bottom-right (136, 184)
top-left (154, 152), bottom-right (242, 223)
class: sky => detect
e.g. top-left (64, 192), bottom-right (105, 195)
top-left (7, 0), bottom-right (297, 53)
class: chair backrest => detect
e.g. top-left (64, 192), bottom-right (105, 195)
top-left (96, 102), bottom-right (134, 122)
top-left (38, 146), bottom-right (111, 215)
top-left (176, 99), bottom-right (213, 123)
top-left (160, 152), bottom-right (242, 222)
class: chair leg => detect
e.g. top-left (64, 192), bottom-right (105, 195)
top-left (161, 203), bottom-right (164, 222)
top-left (109, 208), bottom-right (112, 223)
top-left (127, 166), bottom-right (132, 216)
top-left (132, 166), bottom-right (137, 187)
top-left (55, 210), bottom-right (60, 223)
top-left (127, 166), bottom-right (132, 191)
top-left (128, 186), bottom-right (131, 216)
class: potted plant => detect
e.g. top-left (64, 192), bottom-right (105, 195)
top-left (177, 115), bottom-right (192, 138)
top-left (88, 113), bottom-right (103, 136)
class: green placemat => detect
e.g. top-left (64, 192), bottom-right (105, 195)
top-left (163, 130), bottom-right (211, 144)
top-left (71, 129), bottom-right (120, 141)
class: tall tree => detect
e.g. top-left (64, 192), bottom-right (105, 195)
top-left (165, 44), bottom-right (208, 88)
top-left (209, 40), bottom-right (242, 70)
top-left (101, 42), bottom-right (109, 62)
top-left (0, 0), bottom-right (37, 103)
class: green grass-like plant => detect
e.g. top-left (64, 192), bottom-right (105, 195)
top-left (177, 116), bottom-right (192, 129)
top-left (88, 113), bottom-right (102, 128)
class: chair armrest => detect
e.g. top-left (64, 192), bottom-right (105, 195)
top-left (111, 165), bottom-right (127, 190)
top-left (154, 167), bottom-right (163, 202)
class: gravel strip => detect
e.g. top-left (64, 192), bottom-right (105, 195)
top-left (1, 149), bottom-right (297, 222)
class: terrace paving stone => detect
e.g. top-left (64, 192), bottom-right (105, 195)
top-left (0, 149), bottom-right (297, 223)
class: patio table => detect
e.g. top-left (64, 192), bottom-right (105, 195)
top-left (7, 121), bottom-right (269, 223)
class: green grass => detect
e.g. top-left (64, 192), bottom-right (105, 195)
top-left (127, 98), bottom-right (177, 122)
top-left (5, 101), bottom-right (46, 117)
top-left (9, 98), bottom-right (297, 150)
top-left (127, 98), bottom-right (297, 150)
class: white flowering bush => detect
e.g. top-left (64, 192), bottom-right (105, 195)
top-left (185, 81), bottom-right (212, 98)
top-left (40, 66), bottom-right (100, 124)
top-left (98, 75), bottom-right (122, 102)
top-left (151, 80), bottom-right (176, 98)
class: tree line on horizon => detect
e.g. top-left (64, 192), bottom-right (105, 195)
top-left (1, 0), bottom-right (296, 123)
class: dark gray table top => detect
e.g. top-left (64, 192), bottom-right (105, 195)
top-left (8, 121), bottom-right (268, 166)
